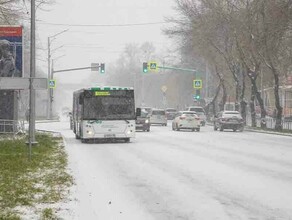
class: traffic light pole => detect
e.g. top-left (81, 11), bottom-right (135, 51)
top-left (49, 64), bottom-right (104, 119)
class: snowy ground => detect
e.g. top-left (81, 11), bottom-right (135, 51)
top-left (36, 120), bottom-right (292, 220)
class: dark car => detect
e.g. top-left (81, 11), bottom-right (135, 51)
top-left (165, 108), bottom-right (177, 120)
top-left (214, 111), bottom-right (244, 132)
top-left (136, 109), bottom-right (150, 132)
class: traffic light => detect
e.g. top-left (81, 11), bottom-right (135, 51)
top-left (195, 89), bottom-right (201, 100)
top-left (143, 62), bottom-right (148, 73)
top-left (100, 63), bottom-right (105, 73)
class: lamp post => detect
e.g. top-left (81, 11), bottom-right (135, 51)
top-left (47, 29), bottom-right (68, 119)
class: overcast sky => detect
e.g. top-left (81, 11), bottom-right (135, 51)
top-left (34, 0), bottom-right (177, 82)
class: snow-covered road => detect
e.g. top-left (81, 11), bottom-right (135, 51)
top-left (36, 121), bottom-right (292, 220)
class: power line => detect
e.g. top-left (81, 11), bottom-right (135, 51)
top-left (37, 21), bottom-right (170, 27)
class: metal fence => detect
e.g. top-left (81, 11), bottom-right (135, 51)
top-left (0, 119), bottom-right (25, 136)
top-left (246, 117), bottom-right (292, 130)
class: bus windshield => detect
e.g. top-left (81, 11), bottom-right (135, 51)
top-left (83, 96), bottom-right (135, 120)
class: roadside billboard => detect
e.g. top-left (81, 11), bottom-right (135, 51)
top-left (0, 26), bottom-right (23, 77)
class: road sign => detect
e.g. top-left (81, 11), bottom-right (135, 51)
top-left (0, 77), bottom-right (48, 90)
top-left (161, 85), bottom-right (167, 92)
top-left (149, 62), bottom-right (158, 71)
top-left (193, 79), bottom-right (202, 89)
top-left (49, 79), bottom-right (56, 89)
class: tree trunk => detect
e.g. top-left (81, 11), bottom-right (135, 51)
top-left (240, 67), bottom-right (247, 125)
top-left (232, 63), bottom-right (241, 111)
top-left (250, 84), bottom-right (257, 127)
top-left (205, 82), bottom-right (221, 120)
top-left (248, 69), bottom-right (267, 128)
top-left (272, 69), bottom-right (283, 131)
top-left (219, 82), bottom-right (227, 111)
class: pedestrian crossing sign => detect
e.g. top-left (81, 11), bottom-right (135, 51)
top-left (149, 61), bottom-right (158, 72)
top-left (49, 79), bottom-right (56, 89)
top-left (193, 79), bottom-right (202, 89)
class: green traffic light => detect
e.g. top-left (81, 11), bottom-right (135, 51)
top-left (100, 63), bottom-right (105, 73)
top-left (142, 62), bottom-right (148, 73)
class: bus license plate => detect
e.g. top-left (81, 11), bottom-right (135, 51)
top-left (104, 134), bottom-right (116, 138)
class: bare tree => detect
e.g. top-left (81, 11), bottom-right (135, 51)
top-left (256, 0), bottom-right (292, 130)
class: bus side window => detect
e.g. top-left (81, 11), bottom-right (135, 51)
top-left (79, 96), bottom-right (84, 105)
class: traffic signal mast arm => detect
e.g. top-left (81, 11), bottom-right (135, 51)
top-left (52, 66), bottom-right (92, 74)
top-left (157, 65), bottom-right (196, 73)
top-left (52, 63), bottom-right (105, 74)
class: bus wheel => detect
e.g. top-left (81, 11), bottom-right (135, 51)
top-left (124, 138), bottom-right (130, 143)
top-left (81, 138), bottom-right (87, 143)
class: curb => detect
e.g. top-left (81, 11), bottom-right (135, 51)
top-left (36, 120), bottom-right (60, 123)
top-left (244, 127), bottom-right (292, 137)
top-left (206, 122), bottom-right (292, 137)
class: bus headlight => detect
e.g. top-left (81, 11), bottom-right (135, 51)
top-left (145, 119), bottom-right (149, 123)
top-left (86, 130), bottom-right (93, 135)
top-left (127, 130), bottom-right (133, 134)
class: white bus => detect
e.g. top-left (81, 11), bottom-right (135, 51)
top-left (72, 86), bottom-right (139, 143)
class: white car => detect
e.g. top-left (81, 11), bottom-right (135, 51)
top-left (185, 106), bottom-right (206, 126)
top-left (149, 109), bottom-right (167, 126)
top-left (172, 111), bottom-right (201, 131)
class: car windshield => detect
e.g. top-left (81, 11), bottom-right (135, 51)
top-left (140, 110), bottom-right (149, 117)
top-left (166, 109), bottom-right (176, 112)
top-left (142, 108), bottom-right (152, 114)
top-left (189, 107), bottom-right (204, 113)
top-left (152, 110), bottom-right (165, 115)
top-left (182, 112), bottom-right (196, 116)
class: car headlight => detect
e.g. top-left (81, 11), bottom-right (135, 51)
top-left (145, 119), bottom-right (149, 123)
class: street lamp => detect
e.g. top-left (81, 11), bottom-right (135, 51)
top-left (47, 29), bottom-right (68, 119)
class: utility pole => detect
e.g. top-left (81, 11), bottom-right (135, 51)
top-left (47, 37), bottom-right (51, 119)
top-left (28, 0), bottom-right (36, 159)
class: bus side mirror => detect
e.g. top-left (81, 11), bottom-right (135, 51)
top-left (136, 108), bottom-right (141, 117)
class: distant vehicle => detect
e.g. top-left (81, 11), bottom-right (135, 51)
top-left (149, 109), bottom-right (167, 126)
top-left (69, 112), bottom-right (73, 130)
top-left (172, 111), bottom-right (200, 131)
top-left (214, 111), bottom-right (244, 132)
top-left (136, 109), bottom-right (150, 132)
top-left (142, 107), bottom-right (152, 115)
top-left (185, 106), bottom-right (206, 126)
top-left (224, 102), bottom-right (236, 111)
top-left (72, 86), bottom-right (139, 143)
top-left (61, 106), bottom-right (71, 117)
top-left (165, 108), bottom-right (177, 120)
